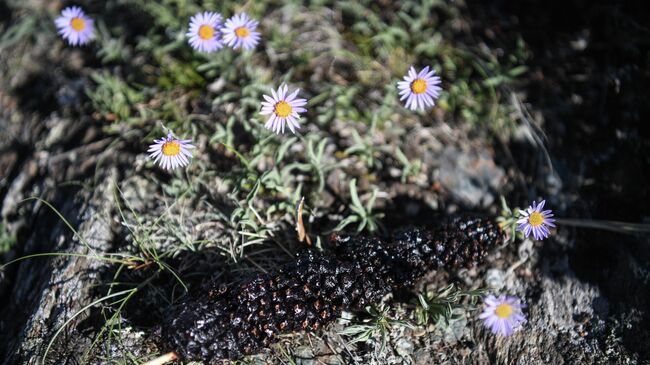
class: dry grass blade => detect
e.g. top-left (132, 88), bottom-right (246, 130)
top-left (295, 196), bottom-right (312, 245)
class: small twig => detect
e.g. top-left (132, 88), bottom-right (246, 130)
top-left (557, 218), bottom-right (650, 234)
top-left (141, 352), bottom-right (178, 365)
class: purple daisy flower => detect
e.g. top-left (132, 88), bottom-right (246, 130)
top-left (221, 13), bottom-right (261, 50)
top-left (187, 11), bottom-right (223, 53)
top-left (147, 132), bottom-right (195, 170)
top-left (259, 84), bottom-right (307, 134)
top-left (397, 66), bottom-right (442, 111)
top-left (479, 294), bottom-right (526, 336)
top-left (55, 6), bottom-right (95, 46)
top-left (516, 200), bottom-right (556, 240)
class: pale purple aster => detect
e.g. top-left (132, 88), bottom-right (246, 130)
top-left (479, 294), bottom-right (526, 336)
top-left (55, 6), bottom-right (95, 46)
top-left (186, 11), bottom-right (223, 53)
top-left (259, 84), bottom-right (307, 134)
top-left (221, 13), bottom-right (261, 50)
top-left (516, 200), bottom-right (556, 240)
top-left (147, 133), bottom-right (195, 170)
top-left (397, 66), bottom-right (442, 111)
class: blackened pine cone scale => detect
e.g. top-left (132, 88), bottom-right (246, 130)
top-left (159, 215), bottom-right (503, 362)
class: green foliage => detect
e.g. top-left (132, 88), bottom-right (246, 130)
top-left (414, 284), bottom-right (486, 327)
top-left (0, 14), bottom-right (37, 52)
top-left (157, 56), bottom-right (206, 89)
top-left (287, 136), bottom-right (340, 194)
top-left (86, 72), bottom-right (145, 123)
top-left (496, 196), bottom-right (523, 244)
top-left (443, 42), bottom-right (529, 136)
top-left (344, 115), bottom-right (390, 169)
top-left (95, 20), bottom-right (130, 64)
top-left (340, 304), bottom-right (414, 353)
top-left (333, 179), bottom-right (384, 233)
top-left (394, 146), bottom-right (422, 183)
top-left (339, 0), bottom-right (528, 137)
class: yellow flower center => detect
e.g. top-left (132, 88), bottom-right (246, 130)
top-left (162, 141), bottom-right (181, 157)
top-left (410, 78), bottom-right (427, 94)
top-left (70, 17), bottom-right (86, 31)
top-left (235, 26), bottom-right (250, 38)
top-left (495, 303), bottom-right (513, 319)
top-left (198, 25), bottom-right (215, 40)
top-left (274, 101), bottom-right (292, 118)
top-left (528, 212), bottom-right (544, 227)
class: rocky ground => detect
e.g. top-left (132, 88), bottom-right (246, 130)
top-left (1, 0), bottom-right (649, 364)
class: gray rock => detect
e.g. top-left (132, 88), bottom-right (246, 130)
top-left (434, 146), bottom-right (505, 208)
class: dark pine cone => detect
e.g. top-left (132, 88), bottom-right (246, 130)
top-left (158, 215), bottom-right (503, 362)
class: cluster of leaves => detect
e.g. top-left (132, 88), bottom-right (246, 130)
top-left (333, 179), bottom-right (384, 233)
top-left (339, 284), bottom-right (487, 357)
top-left (497, 196), bottom-right (524, 244)
top-left (414, 284), bottom-right (487, 327)
top-left (340, 304), bottom-right (415, 354)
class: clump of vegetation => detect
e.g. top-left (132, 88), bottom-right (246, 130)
top-left (0, 0), bottom-right (548, 363)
